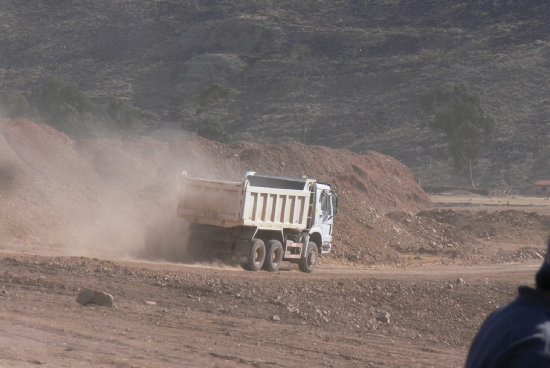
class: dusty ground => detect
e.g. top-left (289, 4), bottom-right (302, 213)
top-left (0, 249), bottom-right (541, 368)
top-left (2, 199), bottom-right (548, 367)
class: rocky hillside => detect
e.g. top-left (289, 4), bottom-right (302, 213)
top-left (1, 1), bottom-right (549, 190)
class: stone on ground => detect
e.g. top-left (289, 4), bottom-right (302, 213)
top-left (76, 288), bottom-right (113, 307)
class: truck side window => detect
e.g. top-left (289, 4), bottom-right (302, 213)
top-left (320, 192), bottom-right (331, 213)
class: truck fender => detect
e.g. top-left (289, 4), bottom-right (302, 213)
top-left (304, 232), bottom-right (322, 256)
top-left (298, 232), bottom-right (309, 253)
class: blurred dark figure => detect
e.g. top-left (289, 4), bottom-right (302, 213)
top-left (466, 237), bottom-right (550, 367)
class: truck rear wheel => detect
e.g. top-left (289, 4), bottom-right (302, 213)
top-left (243, 238), bottom-right (266, 271)
top-left (299, 241), bottom-right (318, 273)
top-left (263, 240), bottom-right (283, 272)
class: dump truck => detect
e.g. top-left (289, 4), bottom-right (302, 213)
top-left (177, 172), bottom-right (338, 273)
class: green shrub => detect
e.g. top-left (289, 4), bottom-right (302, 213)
top-left (194, 84), bottom-right (238, 143)
top-left (197, 119), bottom-right (230, 143)
top-left (35, 76), bottom-right (98, 137)
top-left (105, 98), bottom-right (140, 130)
top-left (34, 76), bottom-right (142, 137)
top-left (0, 91), bottom-right (36, 119)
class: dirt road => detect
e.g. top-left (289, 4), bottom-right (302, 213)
top-left (0, 250), bottom-right (539, 367)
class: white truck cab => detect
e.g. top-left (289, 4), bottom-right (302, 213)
top-left (312, 183), bottom-right (338, 255)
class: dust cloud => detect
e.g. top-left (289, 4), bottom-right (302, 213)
top-left (0, 160), bottom-right (17, 191)
top-left (0, 118), bottom-right (235, 264)
top-left (65, 135), bottom-right (218, 263)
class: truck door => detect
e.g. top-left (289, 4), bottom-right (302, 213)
top-left (317, 188), bottom-right (333, 245)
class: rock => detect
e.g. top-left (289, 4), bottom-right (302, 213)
top-left (376, 311), bottom-right (390, 324)
top-left (272, 314), bottom-right (281, 322)
top-left (144, 300), bottom-right (157, 306)
top-left (76, 289), bottom-right (94, 305)
top-left (287, 305), bottom-right (299, 314)
top-left (76, 288), bottom-right (113, 307)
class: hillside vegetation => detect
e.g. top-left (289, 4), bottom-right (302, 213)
top-left (1, 0), bottom-right (549, 190)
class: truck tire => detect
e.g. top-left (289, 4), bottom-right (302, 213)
top-left (243, 238), bottom-right (266, 271)
top-left (299, 241), bottom-right (318, 273)
top-left (263, 240), bottom-right (283, 272)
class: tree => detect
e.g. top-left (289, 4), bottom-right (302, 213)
top-left (34, 76), bottom-right (141, 137)
top-left (195, 84), bottom-right (237, 143)
top-left (419, 83), bottom-right (495, 188)
top-left (0, 91), bottom-right (37, 119)
top-left (36, 76), bottom-right (97, 136)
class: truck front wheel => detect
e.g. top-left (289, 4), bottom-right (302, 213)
top-left (243, 238), bottom-right (266, 271)
top-left (263, 240), bottom-right (283, 272)
top-left (299, 241), bottom-right (318, 273)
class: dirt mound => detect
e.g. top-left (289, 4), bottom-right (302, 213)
top-left (222, 142), bottom-right (437, 265)
top-left (420, 209), bottom-right (550, 247)
top-left (227, 141), bottom-right (432, 214)
top-left (417, 209), bottom-right (549, 263)
top-left (0, 119), bottom-right (105, 248)
top-left (2, 118), bottom-right (549, 267)
top-left (0, 118), bottom-right (441, 265)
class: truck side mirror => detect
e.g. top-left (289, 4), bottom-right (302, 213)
top-left (332, 193), bottom-right (339, 215)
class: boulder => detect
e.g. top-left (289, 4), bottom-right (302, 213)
top-left (377, 311), bottom-right (390, 324)
top-left (76, 288), bottom-right (113, 307)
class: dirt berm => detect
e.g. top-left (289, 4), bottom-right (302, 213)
top-left (0, 118), bottom-right (433, 263)
top-left (1, 118), bottom-right (547, 265)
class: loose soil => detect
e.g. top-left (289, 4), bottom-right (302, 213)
top-left (0, 251), bottom-right (541, 367)
top-left (1, 118), bottom-right (549, 367)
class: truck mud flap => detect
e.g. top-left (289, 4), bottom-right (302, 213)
top-left (234, 227), bottom-right (258, 264)
top-left (284, 240), bottom-right (303, 259)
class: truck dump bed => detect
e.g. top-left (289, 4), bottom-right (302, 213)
top-left (177, 174), bottom-right (313, 230)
